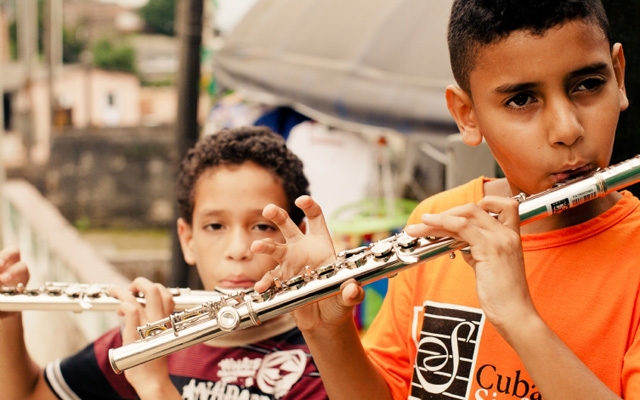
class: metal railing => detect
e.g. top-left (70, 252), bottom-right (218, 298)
top-left (1, 179), bottom-right (130, 365)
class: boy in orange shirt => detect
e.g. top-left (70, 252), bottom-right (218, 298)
top-left (253, 1), bottom-right (639, 399)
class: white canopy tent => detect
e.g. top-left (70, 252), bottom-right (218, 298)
top-left (212, 0), bottom-right (457, 136)
top-left (211, 0), bottom-right (495, 203)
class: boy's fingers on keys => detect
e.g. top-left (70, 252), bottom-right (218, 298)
top-left (263, 204), bottom-right (303, 240)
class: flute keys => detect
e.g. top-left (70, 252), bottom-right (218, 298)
top-left (4, 283), bottom-right (39, 295)
top-left (315, 264), bottom-right (336, 280)
top-left (0, 284), bottom-right (27, 295)
top-left (251, 289), bottom-right (275, 303)
top-left (396, 233), bottom-right (418, 249)
top-left (168, 287), bottom-right (185, 296)
top-left (217, 306), bottom-right (241, 331)
top-left (343, 252), bottom-right (366, 269)
top-left (45, 282), bottom-right (71, 296)
top-left (64, 286), bottom-right (82, 298)
top-left (85, 285), bottom-right (103, 298)
top-left (284, 275), bottom-right (306, 290)
top-left (45, 285), bottom-right (64, 296)
top-left (337, 245), bottom-right (369, 259)
top-left (138, 323), bottom-right (169, 338)
top-left (371, 241), bottom-right (393, 259)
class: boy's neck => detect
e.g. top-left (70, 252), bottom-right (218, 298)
top-left (484, 178), bottom-right (622, 234)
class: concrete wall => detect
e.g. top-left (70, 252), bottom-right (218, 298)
top-left (43, 125), bottom-right (177, 229)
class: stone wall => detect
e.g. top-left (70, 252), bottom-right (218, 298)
top-left (43, 125), bottom-right (178, 229)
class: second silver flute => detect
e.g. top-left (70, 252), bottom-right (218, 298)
top-left (0, 282), bottom-right (227, 313)
top-left (109, 155), bottom-right (640, 373)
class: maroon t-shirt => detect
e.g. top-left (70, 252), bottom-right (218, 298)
top-left (44, 326), bottom-right (327, 399)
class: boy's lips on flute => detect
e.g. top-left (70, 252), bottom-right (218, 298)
top-left (552, 164), bottom-right (593, 183)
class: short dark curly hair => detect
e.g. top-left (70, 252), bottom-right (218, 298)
top-left (176, 126), bottom-right (310, 225)
top-left (448, 0), bottom-right (611, 94)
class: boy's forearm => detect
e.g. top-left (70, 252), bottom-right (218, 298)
top-left (505, 313), bottom-right (620, 400)
top-left (0, 313), bottom-right (46, 399)
top-left (301, 319), bottom-right (392, 400)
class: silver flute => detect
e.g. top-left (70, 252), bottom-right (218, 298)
top-left (109, 155), bottom-right (640, 373)
top-left (0, 282), bottom-right (227, 313)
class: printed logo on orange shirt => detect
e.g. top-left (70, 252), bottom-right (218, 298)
top-left (410, 301), bottom-right (485, 399)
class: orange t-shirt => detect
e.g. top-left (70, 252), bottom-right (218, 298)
top-left (362, 177), bottom-right (640, 399)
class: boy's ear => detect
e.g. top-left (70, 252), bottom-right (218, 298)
top-left (445, 85), bottom-right (483, 146)
top-left (177, 218), bottom-right (197, 265)
top-left (611, 43), bottom-right (629, 112)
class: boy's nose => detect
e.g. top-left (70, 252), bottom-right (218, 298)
top-left (225, 229), bottom-right (252, 260)
top-left (546, 100), bottom-right (584, 147)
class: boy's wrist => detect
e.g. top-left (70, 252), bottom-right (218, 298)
top-left (299, 313), bottom-right (358, 339)
top-left (494, 308), bottom-right (545, 349)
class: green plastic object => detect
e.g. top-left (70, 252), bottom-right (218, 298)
top-left (328, 198), bottom-right (418, 236)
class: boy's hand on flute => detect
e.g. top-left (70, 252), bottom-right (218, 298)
top-left (253, 195), bottom-right (364, 332)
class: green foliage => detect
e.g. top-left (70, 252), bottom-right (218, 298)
top-left (7, 0), bottom-right (45, 60)
top-left (5, 0), bottom-right (86, 64)
top-left (138, 0), bottom-right (176, 36)
top-left (62, 26), bottom-right (86, 64)
top-left (8, 18), bottom-right (17, 59)
top-left (92, 38), bottom-right (136, 73)
top-left (74, 216), bottom-right (91, 231)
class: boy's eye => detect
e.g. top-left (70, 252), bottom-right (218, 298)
top-left (506, 93), bottom-right (536, 109)
top-left (254, 223), bottom-right (277, 232)
top-left (574, 77), bottom-right (605, 93)
top-left (205, 223), bottom-right (223, 231)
